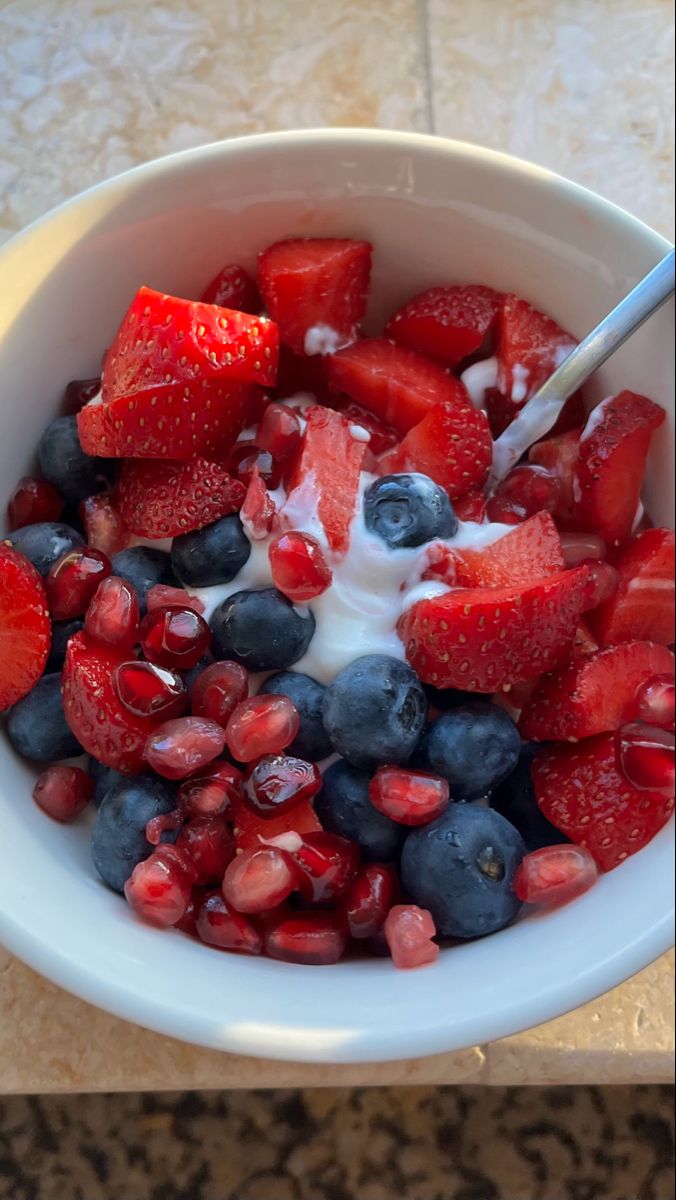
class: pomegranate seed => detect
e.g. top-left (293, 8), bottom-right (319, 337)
top-left (560, 531), bottom-right (608, 567)
top-left (177, 813), bottom-right (236, 885)
top-left (8, 476), bottom-right (63, 530)
top-left (269, 531), bottom-right (332, 603)
top-left (177, 761), bottom-right (243, 817)
top-left (290, 831), bottom-right (359, 904)
top-left (222, 846), bottom-right (297, 913)
top-left (147, 585), bottom-right (205, 615)
top-left (486, 465), bottom-right (561, 525)
top-left (145, 716), bottom-right (227, 780)
top-left (225, 695), bottom-right (300, 762)
top-left (63, 377), bottom-right (101, 413)
top-left (46, 546), bottom-right (112, 620)
top-left (341, 863), bottom-right (395, 939)
top-left (124, 844), bottom-right (195, 928)
top-left (140, 605), bottom-right (211, 670)
top-left (84, 575), bottom-right (140, 648)
top-left (257, 403), bottom-right (302, 461)
top-left (514, 844), bottom-right (598, 905)
top-left (240, 466), bottom-right (277, 540)
top-left (384, 905), bottom-right (439, 970)
top-left (80, 494), bottom-right (130, 556)
top-left (191, 660), bottom-right (249, 725)
top-left (583, 561), bottom-right (620, 609)
top-left (33, 765), bottom-right (93, 823)
top-left (114, 660), bottom-right (188, 719)
top-left (145, 807), bottom-right (185, 847)
top-left (228, 442), bottom-right (282, 490)
top-left (244, 754), bottom-right (322, 818)
top-left (634, 674), bottom-right (676, 731)
top-left (617, 722), bottom-right (675, 796)
top-left (264, 911), bottom-right (348, 965)
top-left (196, 890), bottom-right (263, 953)
top-left (369, 767), bottom-right (450, 826)
top-left (176, 888), bottom-right (202, 936)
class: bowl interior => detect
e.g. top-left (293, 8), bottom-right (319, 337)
top-left (0, 131), bottom-right (673, 1062)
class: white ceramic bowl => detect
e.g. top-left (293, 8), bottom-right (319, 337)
top-left (0, 130), bottom-right (673, 1063)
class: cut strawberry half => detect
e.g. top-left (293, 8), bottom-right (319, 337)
top-left (453, 512), bottom-right (565, 589)
top-left (573, 391), bottom-right (666, 545)
top-left (589, 527), bottom-right (675, 647)
top-left (283, 405), bottom-right (367, 555)
top-left (62, 632), bottom-right (159, 772)
top-left (496, 293), bottom-right (576, 408)
top-left (398, 566), bottom-right (593, 692)
top-left (0, 544), bottom-right (51, 710)
top-left (385, 390), bottom-right (493, 498)
top-left (529, 429), bottom-right (582, 521)
top-left (532, 735), bottom-right (675, 872)
top-left (78, 286), bottom-right (278, 460)
top-left (200, 263), bottom-right (261, 314)
top-left (385, 284), bottom-right (501, 367)
top-left (257, 237), bottom-right (372, 356)
top-left (116, 457), bottom-right (245, 538)
top-left (519, 641), bottom-right (675, 742)
top-left (274, 345), bottom-right (330, 399)
top-left (230, 792), bottom-right (322, 852)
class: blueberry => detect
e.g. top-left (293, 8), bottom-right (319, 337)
top-left (260, 671), bottom-right (332, 761)
top-left (415, 702), bottom-right (521, 799)
top-left (110, 546), bottom-right (178, 614)
top-left (401, 805), bottom-right (526, 939)
top-left (46, 618), bottom-right (84, 673)
top-left (182, 652), bottom-right (216, 694)
top-left (210, 588), bottom-right (315, 672)
top-left (315, 759), bottom-right (405, 862)
top-left (38, 414), bottom-right (113, 503)
top-left (171, 515), bottom-right (251, 588)
top-left (7, 522), bottom-right (84, 577)
top-left (87, 758), bottom-right (127, 808)
top-left (322, 654), bottom-right (426, 770)
top-left (363, 473), bottom-right (457, 549)
top-left (91, 775), bottom-right (178, 893)
top-left (491, 742), bottom-right (569, 852)
top-left (6, 673), bottom-right (82, 762)
top-left (423, 683), bottom-right (475, 712)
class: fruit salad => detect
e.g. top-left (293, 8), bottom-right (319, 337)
top-left (2, 237), bottom-right (674, 970)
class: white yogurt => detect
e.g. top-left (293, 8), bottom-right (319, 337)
top-left (460, 356), bottom-right (498, 411)
top-left (303, 324), bottom-right (348, 356)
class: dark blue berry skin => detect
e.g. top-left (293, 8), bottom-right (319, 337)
top-left (38, 414), bottom-right (113, 503)
top-left (260, 671), bottom-right (332, 761)
top-left (423, 683), bottom-right (474, 712)
top-left (183, 652), bottom-right (216, 695)
top-left (491, 742), bottom-right (568, 852)
top-left (315, 760), bottom-right (405, 862)
top-left (401, 804), bottom-right (526, 939)
top-left (210, 588), bottom-right (315, 673)
top-left (6, 673), bottom-right (82, 762)
top-left (171, 515), bottom-right (251, 588)
top-left (415, 702), bottom-right (521, 800)
top-left (322, 654), bottom-right (426, 770)
top-left (363, 473), bottom-right (457, 549)
top-left (91, 776), bottom-right (178, 893)
top-left (87, 758), bottom-right (127, 808)
top-left (46, 618), bottom-right (84, 673)
top-left (7, 522), bottom-right (84, 577)
top-left (110, 547), bottom-right (178, 614)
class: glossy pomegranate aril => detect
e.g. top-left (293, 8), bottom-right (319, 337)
top-left (617, 722), bottom-right (675, 796)
top-left (384, 905), bottom-right (439, 970)
top-left (176, 889), bottom-right (203, 937)
top-left (264, 911), bottom-right (348, 965)
top-left (269, 531), bottom-right (333, 602)
top-left (84, 575), bottom-right (140, 649)
top-left (222, 846), bottom-right (297, 913)
top-left (177, 761), bottom-right (243, 817)
top-left (486, 464), bottom-right (561, 525)
top-left (256, 403), bottom-right (302, 461)
top-left (341, 863), bottom-right (395, 939)
top-left (584, 561), bottom-right (620, 609)
top-left (290, 831), bottom-right (359, 904)
top-left (146, 585), bottom-right (205, 615)
top-left (177, 813), bottom-right (236, 885)
top-left (80, 494), bottom-right (130, 556)
top-left (114, 660), bottom-right (188, 719)
top-left (191, 660), bottom-right (249, 725)
top-left (196, 891), bottom-right (263, 954)
top-left (228, 442), bottom-right (282, 490)
top-left (46, 546), bottom-right (112, 620)
top-left (8, 476), bottom-right (63, 530)
top-left (225, 695), bottom-right (300, 762)
top-left (124, 845), bottom-right (195, 928)
top-left (513, 844), bottom-right (598, 906)
top-left (369, 767), bottom-right (450, 826)
top-left (634, 675), bottom-right (675, 731)
top-left (63, 376), bottom-right (101, 413)
top-left (145, 716), bottom-right (227, 780)
top-left (140, 605), bottom-right (212, 671)
top-left (245, 754), bottom-right (322, 818)
top-left (559, 531), bottom-right (608, 568)
top-left (33, 765), bottom-right (93, 823)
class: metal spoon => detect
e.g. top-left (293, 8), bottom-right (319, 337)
top-left (490, 247), bottom-right (675, 485)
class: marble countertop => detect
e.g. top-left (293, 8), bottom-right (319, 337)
top-left (0, 0), bottom-right (674, 1090)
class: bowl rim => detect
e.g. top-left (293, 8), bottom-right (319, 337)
top-left (0, 128), bottom-right (673, 1063)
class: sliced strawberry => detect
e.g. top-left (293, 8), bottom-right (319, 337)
top-left (78, 286), bottom-right (278, 460)
top-left (384, 284), bottom-right (501, 367)
top-left (332, 400), bottom-right (399, 455)
top-left (453, 490), bottom-right (487, 523)
top-left (327, 338), bottom-right (467, 435)
top-left (257, 238), bottom-right (372, 357)
top-left (62, 632), bottom-right (158, 772)
top-left (453, 512), bottom-right (565, 589)
top-left (532, 735), bottom-right (674, 872)
top-left (0, 544), bottom-right (51, 710)
top-left (520, 642), bottom-right (675, 742)
top-left (398, 566), bottom-right (593, 692)
top-left (589, 528), bottom-right (675, 647)
top-left (200, 263), bottom-right (261, 313)
top-left (529, 428), bottom-right (581, 520)
top-left (274, 345), bottom-right (330, 399)
top-left (574, 621), bottom-right (600, 656)
top-left (240, 466), bottom-right (277, 540)
top-left (385, 391), bottom-right (493, 498)
top-left (116, 458), bottom-right (245, 538)
top-left (284, 406), bottom-right (367, 555)
top-left (497, 293), bottom-right (576, 407)
top-left (230, 792), bottom-right (321, 852)
top-left (573, 391), bottom-right (666, 545)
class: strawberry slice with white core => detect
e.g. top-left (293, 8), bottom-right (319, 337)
top-left (384, 389), bottom-right (493, 499)
top-left (0, 544), bottom-right (51, 710)
top-left (116, 457), bottom-right (245, 538)
top-left (453, 512), bottom-right (565, 589)
top-left (284, 405), bottom-right (367, 556)
top-left (589, 527), bottom-right (675, 647)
